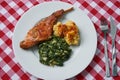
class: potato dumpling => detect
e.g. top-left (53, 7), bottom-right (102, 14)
top-left (65, 30), bottom-right (79, 45)
top-left (53, 22), bottom-right (67, 37)
top-left (53, 20), bottom-right (80, 45)
top-left (65, 21), bottom-right (80, 45)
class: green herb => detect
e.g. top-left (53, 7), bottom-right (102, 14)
top-left (38, 35), bottom-right (72, 66)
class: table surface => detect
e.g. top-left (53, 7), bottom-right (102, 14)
top-left (0, 0), bottom-right (120, 80)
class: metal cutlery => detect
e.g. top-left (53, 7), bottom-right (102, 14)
top-left (110, 17), bottom-right (117, 76)
top-left (100, 18), bottom-right (110, 77)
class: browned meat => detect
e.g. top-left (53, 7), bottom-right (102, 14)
top-left (20, 7), bottom-right (73, 49)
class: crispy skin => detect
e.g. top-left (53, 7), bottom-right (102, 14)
top-left (20, 8), bottom-right (73, 49)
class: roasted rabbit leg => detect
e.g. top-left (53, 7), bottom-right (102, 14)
top-left (20, 7), bottom-right (73, 49)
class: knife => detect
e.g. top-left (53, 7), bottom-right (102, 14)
top-left (110, 17), bottom-right (117, 76)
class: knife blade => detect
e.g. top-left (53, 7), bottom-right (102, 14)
top-left (110, 17), bottom-right (117, 39)
top-left (110, 17), bottom-right (117, 76)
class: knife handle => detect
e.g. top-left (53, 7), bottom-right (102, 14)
top-left (112, 39), bottom-right (117, 76)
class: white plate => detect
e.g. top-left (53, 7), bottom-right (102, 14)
top-left (12, 1), bottom-right (97, 80)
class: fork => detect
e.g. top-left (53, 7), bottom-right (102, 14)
top-left (100, 18), bottom-right (110, 77)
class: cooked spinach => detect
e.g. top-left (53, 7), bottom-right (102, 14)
top-left (38, 36), bottom-right (72, 66)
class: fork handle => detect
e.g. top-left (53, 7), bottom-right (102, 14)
top-left (112, 39), bottom-right (117, 76)
top-left (104, 33), bottom-right (110, 77)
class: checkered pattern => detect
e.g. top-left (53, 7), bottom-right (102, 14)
top-left (0, 0), bottom-right (120, 80)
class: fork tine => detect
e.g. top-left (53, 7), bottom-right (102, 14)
top-left (100, 18), bottom-right (108, 31)
top-left (100, 17), bottom-right (108, 25)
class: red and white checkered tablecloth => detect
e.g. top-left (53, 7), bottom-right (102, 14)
top-left (0, 0), bottom-right (120, 80)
